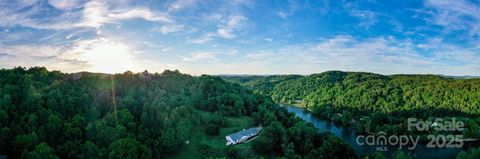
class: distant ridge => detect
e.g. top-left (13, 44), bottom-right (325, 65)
top-left (441, 75), bottom-right (480, 79)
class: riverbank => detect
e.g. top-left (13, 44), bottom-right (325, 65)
top-left (282, 104), bottom-right (475, 159)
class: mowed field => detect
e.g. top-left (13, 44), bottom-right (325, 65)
top-left (171, 109), bottom-right (261, 158)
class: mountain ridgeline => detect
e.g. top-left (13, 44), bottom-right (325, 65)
top-left (0, 67), bottom-right (356, 159)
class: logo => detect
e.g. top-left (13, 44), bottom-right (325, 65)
top-left (356, 117), bottom-right (472, 151)
top-left (356, 131), bottom-right (418, 151)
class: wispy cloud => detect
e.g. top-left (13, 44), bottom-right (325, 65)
top-left (16, 0), bottom-right (40, 8)
top-left (185, 35), bottom-right (213, 44)
top-left (108, 9), bottom-right (171, 22)
top-left (423, 0), bottom-right (480, 37)
top-left (66, 34), bottom-right (74, 40)
top-left (345, 2), bottom-right (380, 28)
top-left (349, 10), bottom-right (379, 28)
top-left (48, 0), bottom-right (81, 10)
top-left (276, 11), bottom-right (290, 19)
top-left (168, 0), bottom-right (198, 12)
top-left (216, 15), bottom-right (247, 39)
top-left (150, 24), bottom-right (184, 34)
top-left (0, 0), bottom-right (172, 30)
top-left (162, 47), bottom-right (172, 52)
top-left (276, 0), bottom-right (329, 19)
top-left (180, 49), bottom-right (238, 62)
top-left (183, 13), bottom-right (248, 44)
top-left (230, 35), bottom-right (480, 75)
top-left (80, 1), bottom-right (172, 28)
top-left (0, 43), bottom-right (86, 72)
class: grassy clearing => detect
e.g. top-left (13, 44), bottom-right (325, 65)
top-left (171, 109), bottom-right (258, 159)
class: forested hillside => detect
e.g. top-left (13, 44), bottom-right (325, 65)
top-left (225, 72), bottom-right (480, 138)
top-left (272, 71), bottom-right (480, 115)
top-left (0, 67), bottom-right (356, 159)
top-left (242, 71), bottom-right (480, 138)
top-left (221, 75), bottom-right (301, 96)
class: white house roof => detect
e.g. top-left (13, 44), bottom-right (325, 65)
top-left (226, 126), bottom-right (262, 141)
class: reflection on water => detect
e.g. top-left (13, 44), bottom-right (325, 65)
top-left (282, 104), bottom-right (474, 159)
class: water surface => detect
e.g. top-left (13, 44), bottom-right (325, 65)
top-left (282, 104), bottom-right (473, 158)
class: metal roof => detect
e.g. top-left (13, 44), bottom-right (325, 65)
top-left (227, 126), bottom-right (261, 141)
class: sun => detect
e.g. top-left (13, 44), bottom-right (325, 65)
top-left (82, 38), bottom-right (139, 73)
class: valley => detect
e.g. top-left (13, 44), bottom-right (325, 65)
top-left (223, 71), bottom-right (480, 158)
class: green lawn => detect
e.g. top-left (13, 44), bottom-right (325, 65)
top-left (171, 109), bottom-right (258, 159)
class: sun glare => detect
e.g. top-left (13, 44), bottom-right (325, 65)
top-left (82, 39), bottom-right (138, 73)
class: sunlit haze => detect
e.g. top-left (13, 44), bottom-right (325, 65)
top-left (81, 38), bottom-right (138, 73)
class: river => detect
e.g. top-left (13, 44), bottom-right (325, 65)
top-left (282, 104), bottom-right (475, 159)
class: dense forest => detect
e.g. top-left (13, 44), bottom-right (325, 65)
top-left (221, 75), bottom-right (301, 96)
top-left (268, 71), bottom-right (480, 137)
top-left (224, 71), bottom-right (480, 158)
top-left (225, 71), bottom-right (480, 136)
top-left (0, 67), bottom-right (356, 159)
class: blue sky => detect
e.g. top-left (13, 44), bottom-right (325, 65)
top-left (0, 0), bottom-right (479, 75)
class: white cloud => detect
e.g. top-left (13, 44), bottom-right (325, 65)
top-left (181, 51), bottom-right (217, 61)
top-left (80, 1), bottom-right (172, 28)
top-left (217, 29), bottom-right (234, 39)
top-left (65, 34), bottom-right (74, 40)
top-left (0, 0), bottom-right (172, 30)
top-left (80, 1), bottom-right (109, 28)
top-left (108, 9), bottom-right (172, 22)
top-left (48, 0), bottom-right (81, 10)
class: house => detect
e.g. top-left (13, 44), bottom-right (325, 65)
top-left (226, 126), bottom-right (262, 145)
